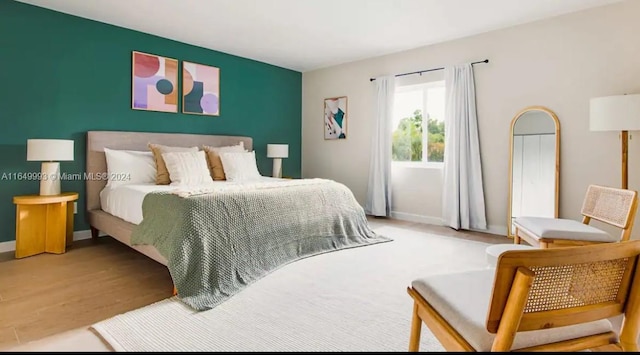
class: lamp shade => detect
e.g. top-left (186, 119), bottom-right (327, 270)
top-left (267, 144), bottom-right (288, 158)
top-left (590, 94), bottom-right (640, 131)
top-left (27, 139), bottom-right (74, 161)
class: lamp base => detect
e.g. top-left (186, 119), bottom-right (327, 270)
top-left (40, 162), bottom-right (61, 196)
top-left (272, 158), bottom-right (282, 178)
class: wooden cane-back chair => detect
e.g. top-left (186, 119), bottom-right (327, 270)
top-left (408, 241), bottom-right (640, 351)
top-left (513, 185), bottom-right (638, 248)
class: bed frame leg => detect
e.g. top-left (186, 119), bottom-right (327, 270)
top-left (172, 286), bottom-right (177, 296)
top-left (90, 226), bottom-right (99, 239)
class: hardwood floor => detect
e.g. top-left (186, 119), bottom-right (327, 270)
top-left (0, 236), bottom-right (173, 350)
top-left (0, 217), bottom-right (506, 350)
top-left (366, 216), bottom-right (507, 245)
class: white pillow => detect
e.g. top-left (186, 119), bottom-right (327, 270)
top-left (219, 151), bottom-right (262, 181)
top-left (104, 148), bottom-right (156, 187)
top-left (201, 142), bottom-right (248, 180)
top-left (162, 150), bottom-right (213, 186)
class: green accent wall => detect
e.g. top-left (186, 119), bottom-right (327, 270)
top-left (0, 1), bottom-right (302, 242)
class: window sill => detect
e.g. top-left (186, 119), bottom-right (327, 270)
top-left (392, 162), bottom-right (443, 170)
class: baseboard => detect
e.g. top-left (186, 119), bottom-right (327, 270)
top-left (390, 211), bottom-right (507, 237)
top-left (390, 211), bottom-right (444, 226)
top-left (0, 229), bottom-right (107, 254)
top-left (0, 240), bottom-right (15, 254)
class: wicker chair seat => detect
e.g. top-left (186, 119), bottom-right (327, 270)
top-left (513, 216), bottom-right (616, 242)
top-left (411, 269), bottom-right (613, 351)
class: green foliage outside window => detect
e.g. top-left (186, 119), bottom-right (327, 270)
top-left (392, 109), bottom-right (445, 162)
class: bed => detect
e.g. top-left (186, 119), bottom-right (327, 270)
top-left (86, 131), bottom-right (255, 267)
top-left (86, 130), bottom-right (390, 311)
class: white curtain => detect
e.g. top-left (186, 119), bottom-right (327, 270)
top-left (365, 75), bottom-right (395, 216)
top-left (442, 64), bottom-right (487, 230)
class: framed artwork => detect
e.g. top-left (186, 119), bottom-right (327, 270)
top-left (182, 61), bottom-right (220, 116)
top-left (324, 96), bottom-right (348, 139)
top-left (131, 51), bottom-right (178, 113)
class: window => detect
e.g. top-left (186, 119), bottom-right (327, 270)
top-left (392, 81), bottom-right (445, 165)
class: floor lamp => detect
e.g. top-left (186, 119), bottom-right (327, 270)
top-left (590, 94), bottom-right (640, 189)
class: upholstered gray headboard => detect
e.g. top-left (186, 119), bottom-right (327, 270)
top-left (86, 131), bottom-right (253, 211)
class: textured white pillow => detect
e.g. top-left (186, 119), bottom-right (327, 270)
top-left (219, 151), bottom-right (261, 181)
top-left (104, 148), bottom-right (157, 187)
top-left (148, 143), bottom-right (199, 185)
top-left (201, 142), bottom-right (247, 180)
top-left (162, 150), bottom-right (213, 186)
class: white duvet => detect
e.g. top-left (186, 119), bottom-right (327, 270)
top-left (99, 177), bottom-right (289, 225)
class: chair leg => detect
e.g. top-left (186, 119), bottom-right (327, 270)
top-left (409, 302), bottom-right (422, 352)
top-left (513, 227), bottom-right (521, 244)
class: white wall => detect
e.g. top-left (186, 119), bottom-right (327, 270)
top-left (302, 0), bottom-right (640, 238)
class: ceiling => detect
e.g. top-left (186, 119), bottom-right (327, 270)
top-left (17, 0), bottom-right (623, 72)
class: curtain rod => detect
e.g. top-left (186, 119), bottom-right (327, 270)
top-left (369, 59), bottom-right (489, 82)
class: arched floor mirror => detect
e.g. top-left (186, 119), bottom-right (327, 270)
top-left (507, 106), bottom-right (560, 238)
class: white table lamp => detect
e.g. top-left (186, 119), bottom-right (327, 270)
top-left (267, 144), bottom-right (289, 178)
top-left (590, 94), bottom-right (640, 189)
top-left (27, 139), bottom-right (74, 195)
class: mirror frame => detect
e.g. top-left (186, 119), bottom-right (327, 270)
top-left (507, 105), bottom-right (560, 238)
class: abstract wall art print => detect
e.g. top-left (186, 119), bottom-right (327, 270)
top-left (324, 96), bottom-right (348, 139)
top-left (131, 51), bottom-right (178, 113)
top-left (182, 61), bottom-right (220, 116)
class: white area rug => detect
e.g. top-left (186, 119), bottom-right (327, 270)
top-left (92, 226), bottom-right (492, 352)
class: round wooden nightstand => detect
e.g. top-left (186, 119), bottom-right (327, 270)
top-left (13, 192), bottom-right (79, 258)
